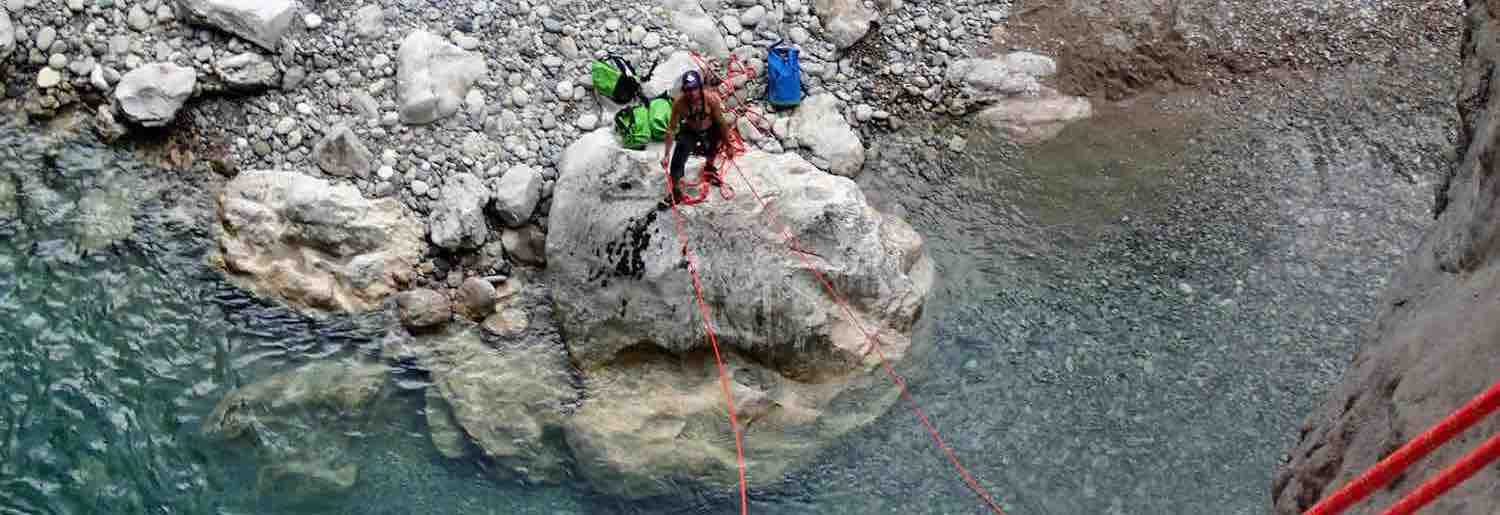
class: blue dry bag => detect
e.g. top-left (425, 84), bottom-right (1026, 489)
top-left (766, 41), bottom-right (802, 108)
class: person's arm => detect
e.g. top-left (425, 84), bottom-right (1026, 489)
top-left (661, 97), bottom-right (680, 168)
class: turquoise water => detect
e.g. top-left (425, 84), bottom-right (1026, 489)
top-left (0, 109), bottom-right (1421, 515)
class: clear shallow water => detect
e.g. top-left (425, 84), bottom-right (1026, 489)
top-left (0, 99), bottom-right (1427, 515)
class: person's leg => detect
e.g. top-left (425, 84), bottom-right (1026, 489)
top-left (701, 126), bottom-right (722, 185)
top-left (669, 130), bottom-right (699, 201)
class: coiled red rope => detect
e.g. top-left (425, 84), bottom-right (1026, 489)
top-left (1304, 378), bottom-right (1500, 515)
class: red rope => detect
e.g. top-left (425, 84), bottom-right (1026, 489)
top-left (1304, 378), bottom-right (1500, 515)
top-left (1381, 431), bottom-right (1500, 515)
top-left (659, 168), bottom-right (750, 514)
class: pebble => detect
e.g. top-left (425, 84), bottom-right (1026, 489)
top-left (411, 180), bottom-right (430, 196)
top-left (510, 87), bottom-right (530, 107)
top-left (127, 5), bottom-right (151, 31)
top-left (377, 165), bottom-right (395, 179)
top-left (554, 80), bottom-right (574, 101)
top-left (36, 68), bottom-right (61, 88)
top-left (304, 13), bottom-right (323, 29)
top-left (541, 113), bottom-right (557, 130)
top-left (47, 53), bottom-right (67, 70)
top-left (274, 117), bottom-right (296, 135)
top-left (576, 114), bottom-right (597, 130)
top-left (36, 27), bottom-right (57, 51)
top-left (741, 5), bottom-right (767, 26)
top-left (67, 0), bottom-right (83, 11)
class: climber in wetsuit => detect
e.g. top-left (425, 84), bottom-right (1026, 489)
top-left (659, 70), bottom-right (732, 206)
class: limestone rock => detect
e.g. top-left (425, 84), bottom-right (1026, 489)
top-left (203, 360), bottom-right (385, 505)
top-left (455, 276), bottom-right (496, 321)
top-left (812, 0), bottom-right (877, 50)
top-left (976, 95), bottom-right (1093, 145)
top-left (353, 4), bottom-right (384, 38)
top-left (0, 10), bottom-right (13, 64)
top-left (423, 328), bottom-right (575, 482)
top-left (663, 0), bottom-right (729, 59)
top-left (397, 30), bottom-right (487, 125)
top-left (490, 164), bottom-right (542, 228)
top-left (215, 52), bottom-right (279, 90)
top-left (1272, 5), bottom-right (1500, 513)
top-left (203, 360), bottom-right (389, 444)
top-left (429, 173), bottom-right (489, 251)
top-left (424, 389), bottom-right (469, 459)
top-left (396, 289), bottom-right (451, 329)
top-left (114, 63), bottom-right (197, 128)
top-left (501, 225), bottom-right (545, 267)
top-left (789, 94), bottom-right (865, 176)
top-left (549, 127), bottom-right (931, 375)
top-left (641, 50), bottom-right (701, 99)
top-left (313, 126), bottom-right (374, 177)
top-left (216, 171), bottom-right (423, 313)
top-left (946, 56), bottom-right (1043, 98)
top-left (174, 0), bottom-right (297, 51)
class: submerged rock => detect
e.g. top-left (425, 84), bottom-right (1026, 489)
top-left (215, 170), bottom-right (423, 313)
top-left (174, 0), bottom-right (297, 51)
top-left (396, 288), bottom-right (451, 329)
top-left (419, 327), bottom-right (575, 483)
top-left (424, 389), bottom-right (469, 459)
top-left (501, 225), bottom-right (546, 267)
top-left (790, 94), bottom-right (865, 177)
top-left (203, 360), bottom-right (385, 506)
top-left (397, 30), bottom-right (487, 125)
top-left (204, 360), bottom-right (389, 442)
top-left (114, 63), bottom-right (196, 127)
top-left (977, 95), bottom-right (1093, 145)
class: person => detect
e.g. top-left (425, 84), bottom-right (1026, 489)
top-left (660, 70), bottom-right (732, 206)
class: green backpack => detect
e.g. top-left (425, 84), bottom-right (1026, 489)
top-left (591, 55), bottom-right (641, 104)
top-left (614, 104), bottom-right (652, 149)
top-left (646, 94), bottom-right (673, 141)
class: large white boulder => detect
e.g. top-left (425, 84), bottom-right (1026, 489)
top-left (174, 0), bottom-right (297, 51)
top-left (215, 170), bottom-right (424, 313)
top-left (789, 94), bottom-right (865, 177)
top-left (397, 30), bottom-right (487, 125)
top-left (114, 63), bottom-right (197, 127)
top-left (535, 128), bottom-right (932, 496)
top-left (549, 127), bottom-right (930, 377)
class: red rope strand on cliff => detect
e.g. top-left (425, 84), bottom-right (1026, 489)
top-left (1303, 378), bottom-right (1500, 515)
top-left (1381, 431), bottom-right (1500, 515)
top-left (659, 165), bottom-right (751, 514)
